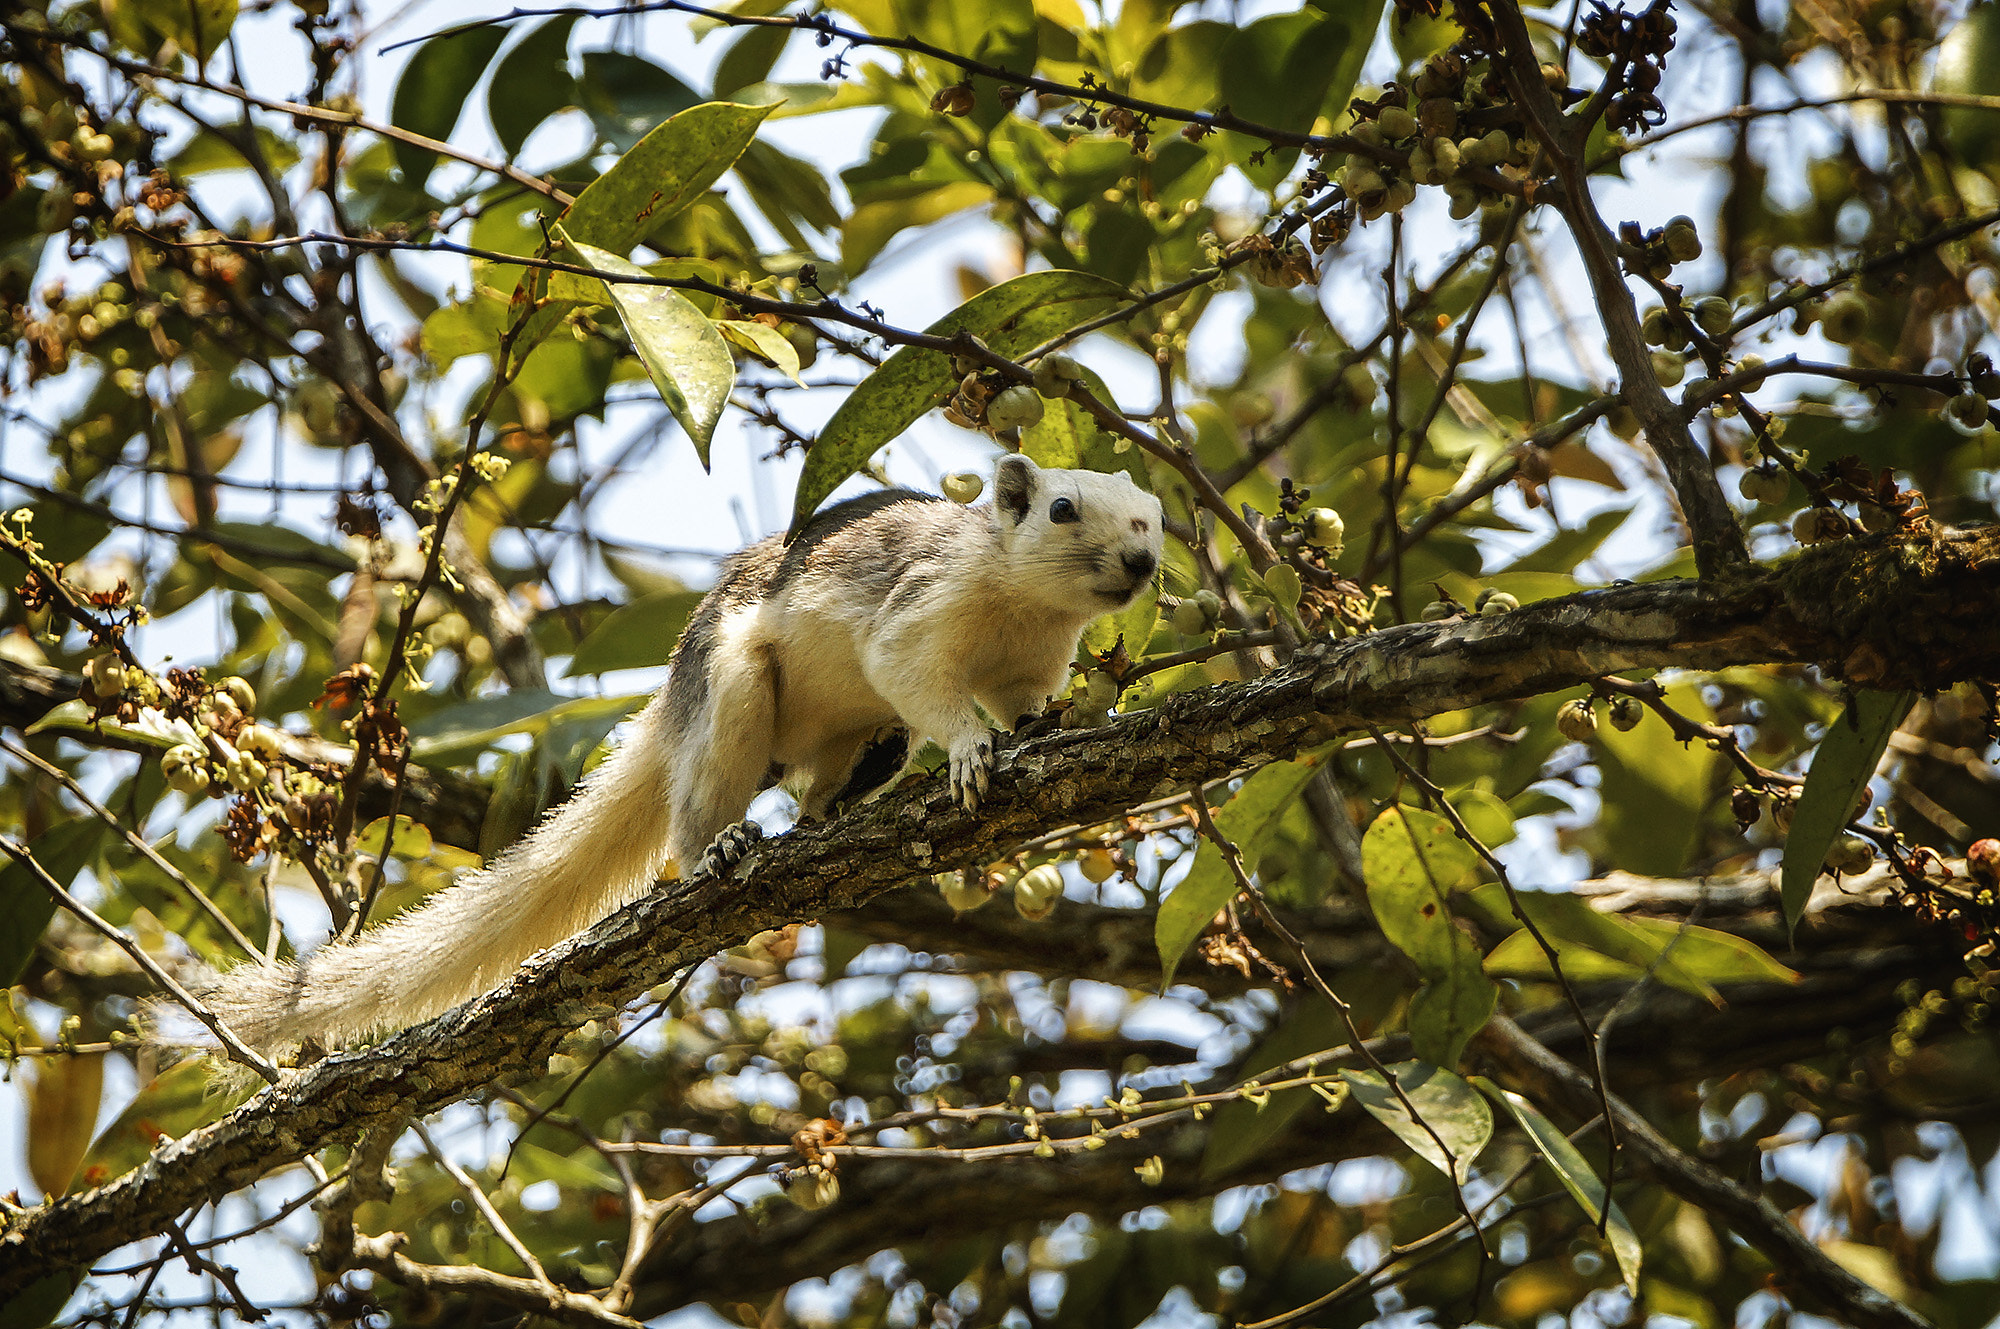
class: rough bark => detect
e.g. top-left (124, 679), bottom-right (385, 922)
top-left (2, 529), bottom-right (1997, 1296)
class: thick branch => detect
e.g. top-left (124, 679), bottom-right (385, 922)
top-left (1483, 0), bottom-right (1750, 578)
top-left (3, 528), bottom-right (1997, 1293)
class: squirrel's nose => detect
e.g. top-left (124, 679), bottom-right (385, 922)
top-left (1123, 550), bottom-right (1157, 582)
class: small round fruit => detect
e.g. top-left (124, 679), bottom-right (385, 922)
top-left (237, 724), bottom-right (283, 761)
top-left (1692, 296), bottom-right (1731, 336)
top-left (1737, 466), bottom-right (1789, 505)
top-left (1172, 598), bottom-right (1212, 637)
top-left (1078, 848), bottom-right (1118, 883)
top-left (941, 471), bottom-right (984, 504)
top-left (987, 385), bottom-right (1046, 431)
top-left (1015, 863), bottom-right (1065, 920)
top-left (1608, 695), bottom-right (1643, 731)
top-left (938, 869), bottom-right (992, 912)
top-left (1420, 599), bottom-right (1456, 622)
top-left (1303, 507), bottom-right (1344, 548)
top-left (1663, 216), bottom-right (1702, 263)
top-left (219, 676), bottom-right (256, 714)
top-left (1641, 306), bottom-right (1672, 347)
top-left (1556, 698), bottom-right (1598, 742)
top-left (1377, 105), bottom-right (1419, 140)
top-left (1944, 391), bottom-right (1991, 435)
top-left (1082, 670), bottom-right (1120, 710)
top-left (1824, 835), bottom-right (1875, 876)
top-left (1476, 589), bottom-right (1518, 615)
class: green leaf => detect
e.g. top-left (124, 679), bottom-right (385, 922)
top-left (408, 691), bottom-right (648, 767)
top-left (1472, 883), bottom-right (1799, 1002)
top-left (27, 1048), bottom-right (102, 1197)
top-left (1155, 755), bottom-right (1324, 986)
top-left (0, 1269), bottom-right (78, 1329)
top-left (577, 51), bottom-right (703, 152)
top-left (1218, 4), bottom-right (1382, 187)
top-left (1340, 1060), bottom-right (1491, 1183)
top-left (558, 100), bottom-right (775, 258)
top-left (562, 238), bottom-right (735, 465)
top-left (790, 270), bottom-right (1129, 533)
top-left (1361, 805), bottom-right (1495, 1066)
top-left (103, 0), bottom-right (237, 61)
top-left (1592, 682), bottom-right (1721, 877)
top-left (1199, 1001), bottom-right (1345, 1181)
top-left (1021, 363), bottom-right (1153, 493)
top-left (563, 589), bottom-right (705, 677)
top-left (354, 816), bottom-right (433, 861)
top-left (841, 180), bottom-right (995, 273)
top-left (76, 1061), bottom-right (255, 1193)
top-left (507, 1140), bottom-right (624, 1193)
top-left (1, 820), bottom-right (105, 986)
top-left (389, 25), bottom-right (508, 188)
top-left (1472, 1077), bottom-right (1641, 1293)
top-left (488, 15), bottom-right (580, 159)
top-left (1780, 690), bottom-right (1915, 936)
top-left (717, 319), bottom-right (803, 383)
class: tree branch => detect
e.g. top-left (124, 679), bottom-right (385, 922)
top-left (4, 527), bottom-right (1997, 1293)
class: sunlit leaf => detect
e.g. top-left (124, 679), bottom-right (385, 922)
top-left (355, 815), bottom-right (434, 860)
top-left (1156, 755), bottom-right (1324, 987)
top-left (27, 1049), bottom-right (103, 1196)
top-left (790, 270), bottom-right (1129, 533)
top-left (76, 1061), bottom-right (256, 1193)
top-left (563, 238), bottom-right (735, 464)
top-left (1361, 805), bottom-right (1495, 1065)
top-left (408, 690), bottom-right (648, 766)
top-left (1341, 1060), bottom-right (1491, 1183)
top-left (1593, 682), bottom-right (1721, 877)
top-left (1780, 690), bottom-right (1914, 936)
top-left (563, 590), bottom-right (705, 677)
top-left (1473, 1076), bottom-right (1642, 1293)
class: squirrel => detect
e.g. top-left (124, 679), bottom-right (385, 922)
top-left (189, 455), bottom-right (1164, 1055)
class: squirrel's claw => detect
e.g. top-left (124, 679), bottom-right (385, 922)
top-left (949, 733), bottom-right (995, 812)
top-left (695, 820), bottom-right (764, 878)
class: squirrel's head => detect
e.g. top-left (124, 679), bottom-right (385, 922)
top-left (991, 454), bottom-right (1164, 612)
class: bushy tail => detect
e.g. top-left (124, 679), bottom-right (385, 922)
top-left (195, 693), bottom-right (680, 1054)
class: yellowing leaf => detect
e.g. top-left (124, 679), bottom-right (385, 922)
top-left (27, 1051), bottom-right (103, 1197)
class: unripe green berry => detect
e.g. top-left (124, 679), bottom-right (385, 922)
top-left (1475, 589), bottom-right (1518, 615)
top-left (1692, 296), bottom-right (1731, 336)
top-left (1608, 695), bottom-right (1643, 731)
top-left (1303, 507), bottom-right (1344, 549)
top-left (1944, 391), bottom-right (1990, 435)
top-left (1172, 598), bottom-right (1212, 637)
top-left (941, 472), bottom-right (984, 504)
top-left (1378, 105), bottom-right (1419, 140)
top-left (1556, 698), bottom-right (1598, 742)
top-left (1015, 863), bottom-right (1064, 920)
top-left (986, 385), bottom-right (1045, 431)
top-left (937, 869), bottom-right (991, 912)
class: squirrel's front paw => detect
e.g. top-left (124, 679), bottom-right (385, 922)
top-left (948, 732), bottom-right (996, 813)
top-left (695, 820), bottom-right (764, 878)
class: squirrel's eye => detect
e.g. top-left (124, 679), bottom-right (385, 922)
top-left (1048, 496), bottom-right (1080, 523)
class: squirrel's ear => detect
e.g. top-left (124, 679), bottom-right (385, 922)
top-left (994, 454), bottom-right (1037, 524)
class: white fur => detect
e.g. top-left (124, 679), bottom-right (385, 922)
top-left (186, 458), bottom-right (1164, 1055)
